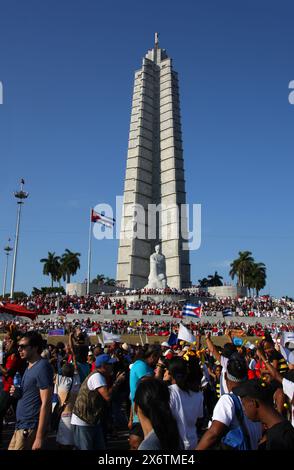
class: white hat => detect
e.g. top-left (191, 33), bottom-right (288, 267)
top-left (163, 349), bottom-right (173, 357)
top-left (121, 343), bottom-right (129, 352)
top-left (183, 346), bottom-right (190, 351)
top-left (161, 342), bottom-right (169, 348)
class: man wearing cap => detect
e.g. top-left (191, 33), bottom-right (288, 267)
top-left (233, 378), bottom-right (294, 450)
top-left (196, 355), bottom-right (262, 450)
top-left (71, 354), bottom-right (124, 450)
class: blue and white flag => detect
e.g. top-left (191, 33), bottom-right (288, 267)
top-left (223, 308), bottom-right (233, 317)
top-left (182, 303), bottom-right (202, 318)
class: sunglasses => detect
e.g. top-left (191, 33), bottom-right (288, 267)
top-left (18, 344), bottom-right (30, 350)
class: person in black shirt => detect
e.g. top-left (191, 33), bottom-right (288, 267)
top-left (234, 378), bottom-right (294, 450)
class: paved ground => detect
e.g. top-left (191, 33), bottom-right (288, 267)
top-left (1, 419), bottom-right (129, 451)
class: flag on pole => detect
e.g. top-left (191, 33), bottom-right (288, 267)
top-left (182, 303), bottom-right (202, 318)
top-left (91, 209), bottom-right (115, 228)
top-left (177, 323), bottom-right (196, 343)
top-left (223, 308), bottom-right (233, 317)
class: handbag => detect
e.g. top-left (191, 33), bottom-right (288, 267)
top-left (221, 393), bottom-right (252, 450)
top-left (51, 377), bottom-right (73, 432)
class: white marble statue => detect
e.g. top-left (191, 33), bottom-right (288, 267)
top-left (145, 244), bottom-right (168, 289)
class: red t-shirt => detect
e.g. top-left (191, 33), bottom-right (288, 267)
top-left (2, 354), bottom-right (22, 392)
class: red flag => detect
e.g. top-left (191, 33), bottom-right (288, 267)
top-left (0, 302), bottom-right (37, 320)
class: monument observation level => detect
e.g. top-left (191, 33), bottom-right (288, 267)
top-left (116, 34), bottom-right (191, 289)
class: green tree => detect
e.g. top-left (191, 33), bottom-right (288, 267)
top-left (198, 277), bottom-right (210, 288)
top-left (32, 286), bottom-right (65, 296)
top-left (60, 249), bottom-right (81, 283)
top-left (208, 271), bottom-right (223, 287)
top-left (104, 277), bottom-right (116, 286)
top-left (40, 252), bottom-right (61, 287)
top-left (247, 262), bottom-right (267, 296)
top-left (229, 251), bottom-right (255, 287)
top-left (92, 274), bottom-right (105, 285)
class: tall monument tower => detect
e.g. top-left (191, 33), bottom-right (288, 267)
top-left (116, 34), bottom-right (191, 289)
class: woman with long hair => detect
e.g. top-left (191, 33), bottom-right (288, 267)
top-left (166, 356), bottom-right (204, 449)
top-left (134, 377), bottom-right (182, 450)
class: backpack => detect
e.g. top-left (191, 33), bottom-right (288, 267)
top-left (221, 393), bottom-right (251, 450)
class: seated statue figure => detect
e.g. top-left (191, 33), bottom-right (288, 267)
top-left (145, 244), bottom-right (168, 289)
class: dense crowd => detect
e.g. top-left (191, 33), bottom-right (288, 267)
top-left (3, 293), bottom-right (294, 319)
top-left (0, 323), bottom-right (293, 451)
top-left (0, 318), bottom-right (294, 337)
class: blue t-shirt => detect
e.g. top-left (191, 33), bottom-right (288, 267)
top-left (129, 359), bottom-right (153, 423)
top-left (77, 362), bottom-right (90, 383)
top-left (16, 358), bottom-right (54, 430)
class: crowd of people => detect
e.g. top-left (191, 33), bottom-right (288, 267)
top-left (2, 293), bottom-right (294, 319)
top-left (0, 322), bottom-right (293, 451)
top-left (0, 318), bottom-right (294, 338)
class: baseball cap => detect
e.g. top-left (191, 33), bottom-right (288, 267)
top-left (161, 342), bottom-right (170, 348)
top-left (121, 343), bottom-right (130, 352)
top-left (234, 379), bottom-right (274, 402)
top-left (95, 354), bottom-right (117, 368)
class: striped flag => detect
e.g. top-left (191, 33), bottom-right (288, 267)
top-left (223, 308), bottom-right (233, 317)
top-left (182, 303), bottom-right (202, 318)
top-left (91, 209), bottom-right (115, 228)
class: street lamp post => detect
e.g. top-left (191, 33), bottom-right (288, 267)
top-left (10, 179), bottom-right (29, 299)
top-left (2, 240), bottom-right (13, 298)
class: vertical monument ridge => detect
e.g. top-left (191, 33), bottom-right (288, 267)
top-left (116, 36), bottom-right (191, 289)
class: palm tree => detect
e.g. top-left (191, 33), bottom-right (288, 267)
top-left (60, 249), bottom-right (81, 283)
top-left (40, 252), bottom-right (61, 287)
top-left (92, 274), bottom-right (105, 285)
top-left (198, 278), bottom-right (210, 288)
top-left (104, 277), bottom-right (116, 286)
top-left (247, 262), bottom-right (266, 296)
top-left (208, 271), bottom-right (223, 287)
top-left (230, 251), bottom-right (255, 287)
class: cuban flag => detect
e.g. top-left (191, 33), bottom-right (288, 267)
top-left (223, 308), bottom-right (233, 317)
top-left (91, 209), bottom-right (115, 228)
top-left (182, 303), bottom-right (202, 318)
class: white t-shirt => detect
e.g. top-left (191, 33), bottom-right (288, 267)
top-left (282, 378), bottom-right (294, 426)
top-left (212, 393), bottom-right (262, 450)
top-left (169, 384), bottom-right (204, 450)
top-left (220, 356), bottom-right (229, 395)
top-left (71, 372), bottom-right (106, 426)
top-left (201, 364), bottom-right (210, 388)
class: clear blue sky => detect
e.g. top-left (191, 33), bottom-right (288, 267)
top-left (0, 0), bottom-right (293, 297)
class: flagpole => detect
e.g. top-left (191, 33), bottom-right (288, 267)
top-left (86, 208), bottom-right (92, 296)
